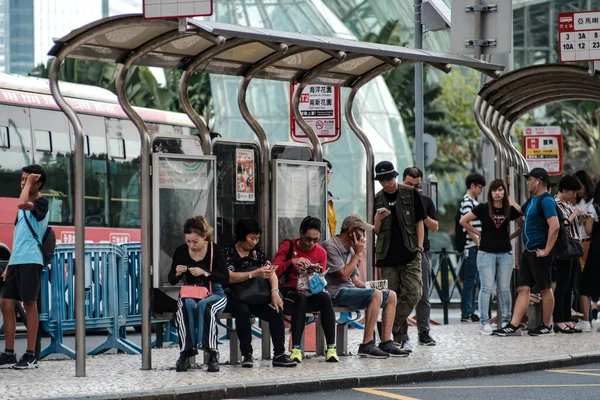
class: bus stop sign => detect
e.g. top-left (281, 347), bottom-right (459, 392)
top-left (522, 126), bottom-right (564, 176)
top-left (559, 11), bottom-right (600, 62)
top-left (290, 83), bottom-right (341, 145)
top-left (143, 0), bottom-right (213, 19)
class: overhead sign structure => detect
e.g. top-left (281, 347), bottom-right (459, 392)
top-left (558, 11), bottom-right (600, 62)
top-left (450, 0), bottom-right (513, 56)
top-left (522, 126), bottom-right (564, 176)
top-left (143, 0), bottom-right (213, 19)
top-left (290, 83), bottom-right (341, 145)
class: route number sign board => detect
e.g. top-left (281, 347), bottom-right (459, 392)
top-left (522, 126), bottom-right (564, 176)
top-left (289, 83), bottom-right (341, 145)
top-left (559, 11), bottom-right (600, 62)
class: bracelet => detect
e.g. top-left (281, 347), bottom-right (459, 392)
top-left (271, 288), bottom-right (279, 293)
top-left (248, 272), bottom-right (252, 280)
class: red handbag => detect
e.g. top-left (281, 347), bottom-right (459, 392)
top-left (180, 243), bottom-right (213, 300)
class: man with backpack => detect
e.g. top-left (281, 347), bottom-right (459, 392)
top-left (458, 173), bottom-right (486, 323)
top-left (0, 164), bottom-right (50, 369)
top-left (493, 167), bottom-right (559, 337)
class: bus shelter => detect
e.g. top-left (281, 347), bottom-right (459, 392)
top-left (475, 63), bottom-right (600, 203)
top-left (47, 14), bottom-right (504, 376)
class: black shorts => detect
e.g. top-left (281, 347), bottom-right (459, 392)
top-left (518, 251), bottom-right (553, 291)
top-left (2, 264), bottom-right (43, 302)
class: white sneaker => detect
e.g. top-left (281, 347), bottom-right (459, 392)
top-left (479, 323), bottom-right (494, 335)
top-left (575, 320), bottom-right (592, 332)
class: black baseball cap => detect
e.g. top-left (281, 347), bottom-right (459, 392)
top-left (374, 161), bottom-right (399, 181)
top-left (524, 167), bottom-right (549, 182)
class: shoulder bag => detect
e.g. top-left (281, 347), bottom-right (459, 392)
top-left (180, 242), bottom-right (213, 300)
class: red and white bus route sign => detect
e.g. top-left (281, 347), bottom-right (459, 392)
top-left (522, 126), bottom-right (564, 176)
top-left (558, 11), bottom-right (600, 62)
top-left (143, 0), bottom-right (213, 20)
top-left (289, 83), bottom-right (341, 145)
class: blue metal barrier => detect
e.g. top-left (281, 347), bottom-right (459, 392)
top-left (39, 243), bottom-right (140, 359)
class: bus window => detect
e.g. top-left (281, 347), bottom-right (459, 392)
top-left (36, 131), bottom-right (73, 225)
top-left (80, 115), bottom-right (109, 228)
top-left (35, 130), bottom-right (52, 153)
top-left (105, 118), bottom-right (140, 228)
top-left (0, 106), bottom-right (33, 205)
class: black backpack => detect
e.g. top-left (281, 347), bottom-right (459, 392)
top-left (454, 203), bottom-right (468, 253)
top-left (535, 192), bottom-right (567, 255)
top-left (23, 215), bottom-right (56, 266)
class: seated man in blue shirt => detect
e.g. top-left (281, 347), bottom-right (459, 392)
top-left (493, 168), bottom-right (559, 337)
top-left (323, 214), bottom-right (409, 358)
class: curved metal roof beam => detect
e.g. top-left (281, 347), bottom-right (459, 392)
top-left (507, 94), bottom-right (600, 122)
top-left (493, 83), bottom-right (600, 114)
top-left (345, 59), bottom-right (400, 281)
top-left (491, 110), bottom-right (516, 172)
top-left (292, 53), bottom-right (379, 162)
top-left (115, 28), bottom-right (196, 368)
top-left (483, 102), bottom-right (508, 172)
top-left (179, 37), bottom-right (254, 154)
top-left (237, 45), bottom-right (316, 257)
top-left (474, 97), bottom-right (502, 177)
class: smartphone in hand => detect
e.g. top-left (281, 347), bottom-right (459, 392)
top-left (377, 207), bottom-right (387, 214)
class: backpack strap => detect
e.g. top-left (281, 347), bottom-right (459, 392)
top-left (22, 210), bottom-right (45, 262)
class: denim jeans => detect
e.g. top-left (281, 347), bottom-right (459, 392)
top-left (461, 246), bottom-right (479, 317)
top-left (477, 251), bottom-right (514, 325)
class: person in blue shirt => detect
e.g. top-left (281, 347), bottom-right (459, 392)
top-left (0, 164), bottom-right (49, 369)
top-left (493, 168), bottom-right (559, 337)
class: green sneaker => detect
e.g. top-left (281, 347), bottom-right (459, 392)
top-left (290, 348), bottom-right (303, 363)
top-left (325, 347), bottom-right (339, 362)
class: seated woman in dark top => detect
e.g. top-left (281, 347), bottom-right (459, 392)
top-left (222, 219), bottom-right (296, 368)
top-left (168, 216), bottom-right (229, 372)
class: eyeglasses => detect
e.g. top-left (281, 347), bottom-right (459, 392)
top-left (303, 235), bottom-right (320, 244)
top-left (327, 170), bottom-right (333, 175)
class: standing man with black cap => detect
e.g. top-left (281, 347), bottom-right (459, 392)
top-left (493, 167), bottom-right (559, 337)
top-left (373, 161), bottom-right (426, 351)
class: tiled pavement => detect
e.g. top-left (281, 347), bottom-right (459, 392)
top-left (2, 321), bottom-right (600, 400)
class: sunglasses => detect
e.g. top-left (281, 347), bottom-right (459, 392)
top-left (302, 235), bottom-right (320, 244)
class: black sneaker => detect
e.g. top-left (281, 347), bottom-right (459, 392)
top-left (492, 323), bottom-right (522, 337)
top-left (460, 315), bottom-right (471, 322)
top-left (0, 352), bottom-right (17, 369)
top-left (470, 314), bottom-right (480, 322)
top-left (358, 341), bottom-right (389, 359)
top-left (13, 353), bottom-right (38, 370)
top-left (241, 354), bottom-right (254, 368)
top-left (528, 323), bottom-right (555, 336)
top-left (175, 354), bottom-right (190, 372)
top-left (272, 353), bottom-right (297, 367)
top-left (378, 340), bottom-right (410, 357)
top-left (418, 330), bottom-right (437, 346)
top-left (207, 350), bottom-right (219, 372)
top-left (592, 309), bottom-right (598, 320)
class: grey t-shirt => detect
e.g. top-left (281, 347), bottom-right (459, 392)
top-left (323, 236), bottom-right (358, 298)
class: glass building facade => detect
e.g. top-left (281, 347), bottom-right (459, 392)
top-left (0, 0), bottom-right (142, 74)
top-left (203, 0), bottom-right (413, 221)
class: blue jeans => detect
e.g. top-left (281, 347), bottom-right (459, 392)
top-left (477, 251), bottom-right (514, 325)
top-left (461, 246), bottom-right (479, 317)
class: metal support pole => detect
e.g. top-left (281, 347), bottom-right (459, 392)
top-left (180, 38), bottom-right (252, 155)
top-left (414, 0), bottom-right (425, 173)
top-left (441, 248), bottom-right (449, 325)
top-left (345, 61), bottom-right (399, 281)
top-left (238, 46), bottom-right (303, 257)
top-left (473, 0), bottom-right (483, 59)
top-left (49, 56), bottom-right (86, 378)
top-left (114, 29), bottom-right (194, 370)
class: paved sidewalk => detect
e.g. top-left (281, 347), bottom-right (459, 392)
top-left (2, 320), bottom-right (600, 400)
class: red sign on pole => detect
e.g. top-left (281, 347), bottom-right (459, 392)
top-left (522, 126), bottom-right (564, 176)
top-left (558, 11), bottom-right (600, 62)
top-left (290, 83), bottom-right (341, 145)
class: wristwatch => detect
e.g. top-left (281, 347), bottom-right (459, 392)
top-left (417, 246), bottom-right (424, 253)
top-left (248, 271), bottom-right (253, 280)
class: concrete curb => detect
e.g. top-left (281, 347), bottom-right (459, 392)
top-left (41, 351), bottom-right (600, 400)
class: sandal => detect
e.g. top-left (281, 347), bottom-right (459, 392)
top-left (554, 324), bottom-right (575, 334)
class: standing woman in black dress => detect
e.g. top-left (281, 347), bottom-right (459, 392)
top-left (579, 181), bottom-right (600, 331)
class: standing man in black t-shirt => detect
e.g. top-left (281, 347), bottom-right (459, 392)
top-left (374, 161), bottom-right (426, 352)
top-left (403, 167), bottom-right (438, 346)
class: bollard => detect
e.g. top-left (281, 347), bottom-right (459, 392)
top-left (440, 248), bottom-right (450, 325)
